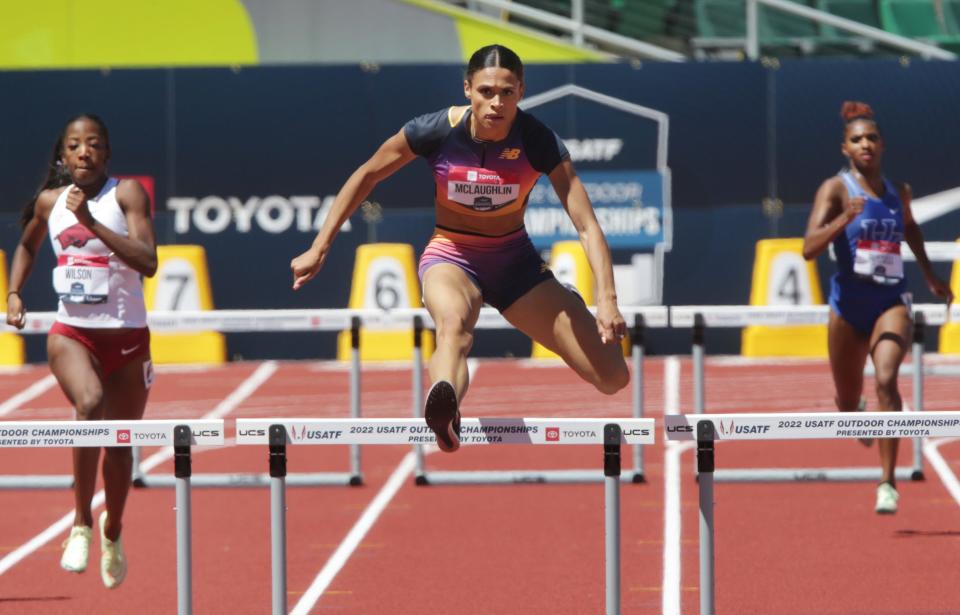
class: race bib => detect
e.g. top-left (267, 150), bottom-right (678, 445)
top-left (447, 166), bottom-right (520, 212)
top-left (53, 255), bottom-right (110, 304)
top-left (854, 240), bottom-right (903, 284)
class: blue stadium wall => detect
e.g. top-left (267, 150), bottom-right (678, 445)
top-left (3, 60), bottom-right (959, 360)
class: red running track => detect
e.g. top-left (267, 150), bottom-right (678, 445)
top-left (0, 357), bottom-right (957, 614)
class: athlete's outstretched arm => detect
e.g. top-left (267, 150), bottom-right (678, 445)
top-left (802, 177), bottom-right (861, 260)
top-left (549, 159), bottom-right (626, 344)
top-left (900, 183), bottom-right (953, 303)
top-left (291, 130), bottom-right (418, 290)
top-left (7, 190), bottom-right (57, 329)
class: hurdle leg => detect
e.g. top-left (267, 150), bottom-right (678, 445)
top-left (693, 314), bottom-right (706, 415)
top-left (697, 420), bottom-right (715, 615)
top-left (630, 315), bottom-right (646, 483)
top-left (173, 425), bottom-right (193, 615)
top-left (412, 316), bottom-right (427, 484)
top-left (603, 424), bottom-right (622, 615)
top-left (349, 316), bottom-right (363, 486)
top-left (131, 445), bottom-right (146, 487)
top-left (269, 425), bottom-right (288, 615)
top-left (910, 315), bottom-right (925, 480)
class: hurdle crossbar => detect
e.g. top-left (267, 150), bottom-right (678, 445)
top-left (670, 304), bottom-right (946, 482)
top-left (666, 411), bottom-right (960, 615)
top-left (411, 308), bottom-right (669, 485)
top-left (0, 420), bottom-right (223, 615)
top-left (237, 417), bottom-right (653, 615)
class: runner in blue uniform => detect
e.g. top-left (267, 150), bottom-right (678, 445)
top-left (291, 45), bottom-right (629, 452)
top-left (802, 101), bottom-right (951, 514)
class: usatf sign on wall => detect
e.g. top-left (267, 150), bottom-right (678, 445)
top-left (519, 85), bottom-right (672, 252)
top-left (525, 169), bottom-right (668, 250)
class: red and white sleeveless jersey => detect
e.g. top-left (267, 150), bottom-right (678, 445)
top-left (47, 178), bottom-right (147, 328)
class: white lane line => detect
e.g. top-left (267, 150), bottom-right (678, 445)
top-left (924, 437), bottom-right (960, 508)
top-left (663, 356), bottom-right (690, 615)
top-left (290, 451), bottom-right (419, 615)
top-left (664, 356), bottom-right (680, 416)
top-left (664, 440), bottom-right (694, 615)
top-left (0, 374), bottom-right (57, 418)
top-left (0, 360), bottom-right (278, 576)
top-left (291, 355), bottom-right (481, 612)
top-left (902, 401), bottom-right (960, 508)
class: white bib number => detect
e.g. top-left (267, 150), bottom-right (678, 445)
top-left (447, 166), bottom-right (519, 212)
top-left (53, 264), bottom-right (110, 304)
top-left (854, 240), bottom-right (903, 284)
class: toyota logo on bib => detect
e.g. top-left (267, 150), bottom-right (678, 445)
top-left (116, 430), bottom-right (131, 444)
top-left (546, 427), bottom-right (560, 441)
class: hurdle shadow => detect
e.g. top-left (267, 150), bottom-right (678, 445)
top-left (0, 596), bottom-right (71, 604)
top-left (894, 529), bottom-right (960, 538)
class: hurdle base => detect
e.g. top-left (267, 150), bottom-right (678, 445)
top-left (133, 472), bottom-right (361, 488)
top-left (415, 469), bottom-right (645, 485)
top-left (0, 475), bottom-right (74, 489)
top-left (712, 466), bottom-right (921, 483)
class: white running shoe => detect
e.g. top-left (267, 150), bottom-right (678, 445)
top-left (99, 511), bottom-right (127, 589)
top-left (875, 482), bottom-right (899, 514)
top-left (60, 525), bottom-right (92, 573)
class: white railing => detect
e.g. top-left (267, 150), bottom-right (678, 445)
top-left (746, 0), bottom-right (957, 60)
top-left (455, 0), bottom-right (687, 62)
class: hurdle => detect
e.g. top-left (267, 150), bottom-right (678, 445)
top-left (1, 305), bottom-right (665, 488)
top-left (0, 310), bottom-right (405, 489)
top-left (670, 304), bottom-right (948, 482)
top-left (664, 411), bottom-right (960, 615)
top-left (0, 419), bottom-right (223, 615)
top-left (236, 417), bottom-right (653, 615)
top-left (408, 306), bottom-right (669, 485)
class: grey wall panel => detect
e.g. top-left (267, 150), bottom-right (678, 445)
top-left (241, 0), bottom-right (463, 63)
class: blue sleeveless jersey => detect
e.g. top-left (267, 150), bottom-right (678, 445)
top-left (828, 171), bottom-right (909, 334)
top-left (832, 170), bottom-right (906, 285)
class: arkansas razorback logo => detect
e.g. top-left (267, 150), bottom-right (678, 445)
top-left (56, 224), bottom-right (97, 250)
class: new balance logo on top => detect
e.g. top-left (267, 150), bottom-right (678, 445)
top-left (499, 148), bottom-right (521, 160)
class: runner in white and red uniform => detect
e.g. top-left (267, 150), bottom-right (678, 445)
top-left (7, 114), bottom-right (157, 588)
top-left (291, 45), bottom-right (629, 453)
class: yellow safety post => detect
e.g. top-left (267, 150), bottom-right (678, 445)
top-left (0, 250), bottom-right (25, 365)
top-left (337, 243), bottom-right (434, 361)
top-left (532, 240), bottom-right (628, 358)
top-left (143, 245), bottom-right (226, 364)
top-left (742, 238), bottom-right (828, 357)
top-left (938, 239), bottom-right (960, 353)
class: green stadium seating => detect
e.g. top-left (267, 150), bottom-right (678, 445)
top-left (943, 0), bottom-right (960, 33)
top-left (694, 0), bottom-right (746, 38)
top-left (815, 0), bottom-right (883, 53)
top-left (693, 0), bottom-right (820, 54)
top-left (879, 0), bottom-right (949, 38)
top-left (816, 0), bottom-right (882, 37)
top-left (614, 0), bottom-right (677, 38)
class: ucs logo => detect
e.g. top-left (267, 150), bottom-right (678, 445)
top-left (116, 429), bottom-right (131, 444)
